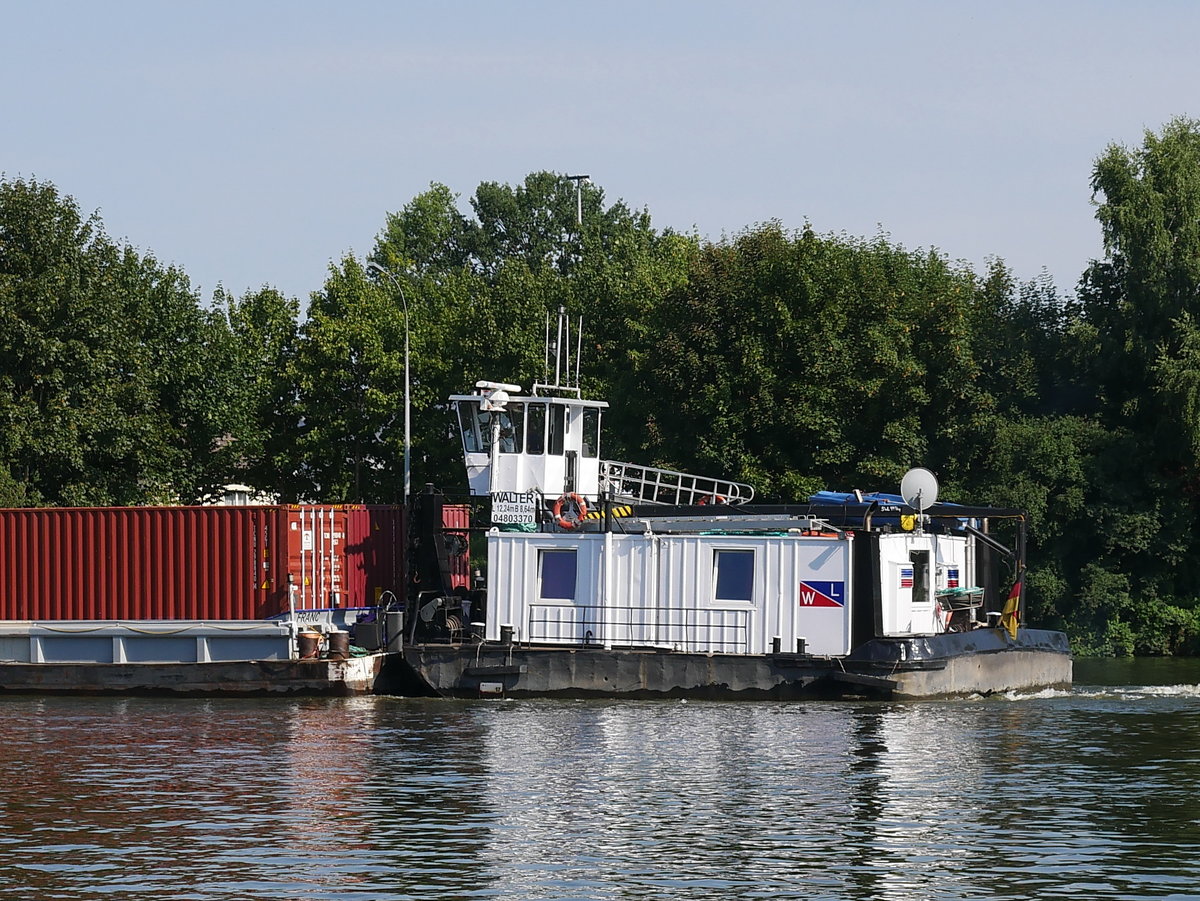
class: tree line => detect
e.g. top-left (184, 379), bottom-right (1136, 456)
top-left (5, 119), bottom-right (1200, 655)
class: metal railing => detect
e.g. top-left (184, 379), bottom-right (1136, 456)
top-left (527, 604), bottom-right (751, 653)
top-left (599, 460), bottom-right (755, 506)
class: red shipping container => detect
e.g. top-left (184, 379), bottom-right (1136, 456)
top-left (284, 505), bottom-right (406, 610)
top-left (285, 506), bottom-right (348, 609)
top-left (347, 505), bottom-right (406, 606)
top-left (0, 505), bottom-right (407, 621)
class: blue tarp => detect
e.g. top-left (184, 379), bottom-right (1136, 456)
top-left (809, 490), bottom-right (907, 507)
top-left (807, 490), bottom-right (974, 531)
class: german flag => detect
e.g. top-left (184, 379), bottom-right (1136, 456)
top-left (998, 575), bottom-right (1021, 640)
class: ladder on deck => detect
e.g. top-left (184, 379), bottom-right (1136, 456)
top-left (599, 460), bottom-right (755, 506)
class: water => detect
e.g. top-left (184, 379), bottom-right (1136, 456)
top-left (2, 661), bottom-right (1199, 900)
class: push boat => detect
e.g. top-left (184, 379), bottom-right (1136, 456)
top-left (0, 312), bottom-right (1071, 700)
top-left (393, 314), bottom-right (1073, 700)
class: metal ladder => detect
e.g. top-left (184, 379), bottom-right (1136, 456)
top-left (599, 460), bottom-right (755, 506)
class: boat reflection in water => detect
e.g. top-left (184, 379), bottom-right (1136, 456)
top-left (468, 687), bottom-right (1200, 899)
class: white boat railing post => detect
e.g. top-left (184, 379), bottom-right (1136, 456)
top-left (602, 527), bottom-right (614, 650)
top-left (287, 573), bottom-right (298, 657)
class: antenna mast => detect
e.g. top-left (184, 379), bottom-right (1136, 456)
top-left (534, 305), bottom-right (582, 397)
top-left (533, 174), bottom-right (590, 398)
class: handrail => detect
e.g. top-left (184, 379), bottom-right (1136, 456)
top-left (599, 460), bottom-right (755, 506)
top-left (527, 603), bottom-right (751, 653)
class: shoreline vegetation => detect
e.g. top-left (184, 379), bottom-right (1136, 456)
top-left (5, 119), bottom-right (1200, 657)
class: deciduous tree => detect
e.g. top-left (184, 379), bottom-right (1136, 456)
top-left (0, 177), bottom-right (241, 505)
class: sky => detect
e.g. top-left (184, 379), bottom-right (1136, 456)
top-left (3, 1), bottom-right (1198, 306)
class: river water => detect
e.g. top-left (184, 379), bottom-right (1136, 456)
top-left (1, 660), bottom-right (1198, 900)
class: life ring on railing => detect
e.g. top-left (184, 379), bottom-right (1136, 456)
top-left (697, 494), bottom-right (727, 505)
top-left (552, 493), bottom-right (588, 529)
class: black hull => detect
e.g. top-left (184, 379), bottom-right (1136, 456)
top-left (396, 629), bottom-right (1072, 700)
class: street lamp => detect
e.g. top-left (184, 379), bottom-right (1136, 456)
top-left (365, 261), bottom-right (411, 505)
top-left (567, 174), bottom-right (590, 226)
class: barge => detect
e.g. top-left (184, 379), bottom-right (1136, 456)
top-left (0, 504), bottom-right (408, 695)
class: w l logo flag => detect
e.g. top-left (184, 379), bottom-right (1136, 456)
top-left (798, 581), bottom-right (845, 608)
top-left (999, 576), bottom-right (1021, 640)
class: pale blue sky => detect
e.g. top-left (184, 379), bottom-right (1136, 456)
top-left (3, 1), bottom-right (1195, 305)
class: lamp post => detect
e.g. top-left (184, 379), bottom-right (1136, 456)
top-left (365, 261), bottom-right (411, 505)
top-left (567, 174), bottom-right (590, 226)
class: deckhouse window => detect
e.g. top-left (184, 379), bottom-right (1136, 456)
top-left (714, 549), bottom-right (754, 603)
top-left (910, 550), bottom-right (930, 602)
top-left (539, 549), bottom-right (578, 600)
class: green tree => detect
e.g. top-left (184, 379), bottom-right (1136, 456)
top-left (1085, 117), bottom-right (1200, 452)
top-left (636, 223), bottom-right (989, 499)
top-left (371, 182), bottom-right (471, 278)
top-left (1052, 117), bottom-right (1200, 650)
top-left (0, 176), bottom-right (241, 505)
top-left (291, 257), bottom-right (408, 502)
top-left (364, 173), bottom-right (693, 493)
top-left (219, 285), bottom-right (301, 496)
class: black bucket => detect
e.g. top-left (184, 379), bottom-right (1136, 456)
top-left (297, 631), bottom-right (322, 659)
top-left (385, 611), bottom-right (404, 653)
top-left (327, 630), bottom-right (350, 660)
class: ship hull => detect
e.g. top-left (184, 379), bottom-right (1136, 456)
top-left (397, 629), bottom-right (1071, 700)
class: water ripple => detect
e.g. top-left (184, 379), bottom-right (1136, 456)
top-left (1, 671), bottom-right (1200, 899)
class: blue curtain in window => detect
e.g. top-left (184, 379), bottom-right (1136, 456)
top-left (540, 549), bottom-right (578, 599)
top-left (715, 550), bottom-right (754, 602)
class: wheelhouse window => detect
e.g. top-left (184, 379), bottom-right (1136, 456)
top-left (582, 407), bottom-right (600, 458)
top-left (458, 402), bottom-right (487, 454)
top-left (499, 403), bottom-right (524, 454)
top-left (526, 403), bottom-right (546, 455)
top-left (548, 404), bottom-right (566, 456)
top-left (458, 400), bottom-right (527, 455)
top-left (714, 549), bottom-right (754, 603)
top-left (539, 549), bottom-right (578, 600)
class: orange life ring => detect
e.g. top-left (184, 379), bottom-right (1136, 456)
top-left (552, 493), bottom-right (588, 529)
top-left (697, 494), bottom-right (727, 505)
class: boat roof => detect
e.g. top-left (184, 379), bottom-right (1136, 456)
top-left (449, 393), bottom-right (609, 409)
top-left (585, 501), bottom-right (1024, 531)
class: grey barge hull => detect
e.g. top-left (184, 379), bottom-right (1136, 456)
top-left (0, 618), bottom-right (390, 696)
top-left (398, 628), bottom-right (1072, 700)
top-left (0, 654), bottom-right (387, 696)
